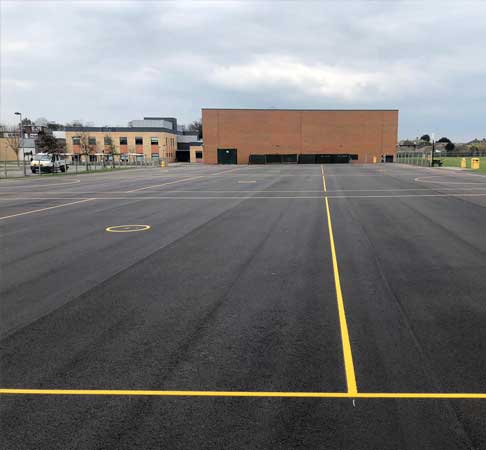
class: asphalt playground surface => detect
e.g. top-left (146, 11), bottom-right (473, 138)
top-left (1, 163), bottom-right (485, 449)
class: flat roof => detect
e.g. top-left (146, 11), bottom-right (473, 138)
top-left (202, 108), bottom-right (399, 111)
top-left (65, 126), bottom-right (177, 134)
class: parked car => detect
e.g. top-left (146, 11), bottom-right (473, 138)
top-left (31, 153), bottom-right (69, 173)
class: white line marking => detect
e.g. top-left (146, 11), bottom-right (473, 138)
top-left (3, 187), bottom-right (486, 195)
top-left (0, 179), bottom-right (81, 188)
top-left (124, 175), bottom-right (207, 193)
top-left (2, 193), bottom-right (486, 201)
top-left (415, 176), bottom-right (486, 185)
top-left (0, 198), bottom-right (95, 221)
top-left (124, 167), bottom-right (244, 193)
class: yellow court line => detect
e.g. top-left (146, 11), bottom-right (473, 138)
top-left (105, 224), bottom-right (151, 233)
top-left (0, 198), bottom-right (95, 221)
top-left (322, 168), bottom-right (358, 394)
top-left (321, 165), bottom-right (327, 192)
top-left (0, 389), bottom-right (485, 399)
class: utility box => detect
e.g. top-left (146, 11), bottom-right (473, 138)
top-left (471, 158), bottom-right (480, 170)
top-left (461, 158), bottom-right (467, 168)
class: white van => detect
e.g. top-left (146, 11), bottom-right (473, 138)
top-left (31, 153), bottom-right (69, 173)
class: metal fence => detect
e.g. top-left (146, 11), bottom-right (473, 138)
top-left (395, 151), bottom-right (486, 167)
top-left (1, 156), bottom-right (164, 179)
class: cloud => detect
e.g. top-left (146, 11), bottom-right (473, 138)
top-left (207, 57), bottom-right (436, 102)
top-left (1, 0), bottom-right (485, 140)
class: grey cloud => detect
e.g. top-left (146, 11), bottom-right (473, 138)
top-left (1, 0), bottom-right (485, 140)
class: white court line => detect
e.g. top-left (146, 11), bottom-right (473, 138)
top-left (0, 179), bottom-right (81, 188)
top-left (124, 175), bottom-right (207, 193)
top-left (4, 187), bottom-right (486, 195)
top-left (2, 193), bottom-right (486, 201)
top-left (0, 198), bottom-right (95, 221)
top-left (415, 175), bottom-right (486, 185)
top-left (124, 167), bottom-right (244, 193)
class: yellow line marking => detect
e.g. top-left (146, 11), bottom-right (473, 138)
top-left (105, 224), bottom-right (151, 233)
top-left (0, 198), bottom-right (95, 221)
top-left (0, 389), bottom-right (485, 399)
top-left (322, 168), bottom-right (358, 394)
top-left (321, 165), bottom-right (327, 192)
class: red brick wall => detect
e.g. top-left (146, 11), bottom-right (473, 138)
top-left (202, 109), bottom-right (398, 164)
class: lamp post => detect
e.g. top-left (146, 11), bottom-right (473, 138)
top-left (14, 112), bottom-right (26, 176)
top-left (430, 132), bottom-right (435, 168)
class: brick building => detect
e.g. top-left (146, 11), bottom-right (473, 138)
top-left (65, 117), bottom-right (178, 163)
top-left (202, 109), bottom-right (399, 164)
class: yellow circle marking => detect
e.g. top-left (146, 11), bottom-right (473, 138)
top-left (105, 224), bottom-right (151, 233)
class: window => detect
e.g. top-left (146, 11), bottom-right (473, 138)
top-left (151, 137), bottom-right (159, 145)
top-left (104, 136), bottom-right (113, 145)
top-left (89, 155), bottom-right (97, 162)
top-left (151, 153), bottom-right (159, 160)
top-left (120, 137), bottom-right (128, 145)
top-left (196, 151), bottom-right (203, 159)
top-left (135, 137), bottom-right (143, 145)
top-left (88, 137), bottom-right (96, 145)
top-left (72, 137), bottom-right (80, 145)
top-left (350, 154), bottom-right (359, 160)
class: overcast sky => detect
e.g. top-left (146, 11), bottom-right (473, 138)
top-left (1, 0), bottom-right (485, 140)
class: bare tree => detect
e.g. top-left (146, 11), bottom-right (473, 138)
top-left (104, 133), bottom-right (117, 168)
top-left (188, 119), bottom-right (203, 140)
top-left (77, 128), bottom-right (91, 171)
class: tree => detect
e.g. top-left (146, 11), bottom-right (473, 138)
top-left (47, 122), bottom-right (64, 131)
top-left (104, 133), bottom-right (117, 168)
top-left (445, 142), bottom-right (455, 153)
top-left (420, 134), bottom-right (431, 142)
top-left (437, 137), bottom-right (451, 143)
top-left (36, 130), bottom-right (64, 154)
top-left (35, 117), bottom-right (49, 127)
top-left (188, 119), bottom-right (203, 140)
top-left (77, 128), bottom-right (92, 171)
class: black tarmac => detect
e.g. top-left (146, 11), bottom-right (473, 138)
top-left (1, 164), bottom-right (486, 449)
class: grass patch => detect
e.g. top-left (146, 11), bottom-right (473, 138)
top-left (438, 156), bottom-right (486, 173)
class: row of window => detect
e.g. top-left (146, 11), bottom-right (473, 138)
top-left (71, 153), bottom-right (174, 162)
top-left (72, 136), bottom-right (176, 146)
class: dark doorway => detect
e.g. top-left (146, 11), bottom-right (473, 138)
top-left (218, 148), bottom-right (237, 164)
top-left (298, 154), bottom-right (316, 164)
top-left (249, 154), bottom-right (266, 164)
top-left (385, 155), bottom-right (394, 163)
top-left (281, 154), bottom-right (298, 163)
top-left (316, 154), bottom-right (333, 164)
top-left (265, 154), bottom-right (282, 164)
top-left (176, 151), bottom-right (190, 162)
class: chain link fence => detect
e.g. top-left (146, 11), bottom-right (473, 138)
top-left (1, 154), bottom-right (167, 179)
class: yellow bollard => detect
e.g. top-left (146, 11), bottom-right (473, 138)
top-left (160, 160), bottom-right (166, 168)
top-left (471, 158), bottom-right (480, 170)
top-left (372, 156), bottom-right (377, 164)
top-left (461, 158), bottom-right (467, 169)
